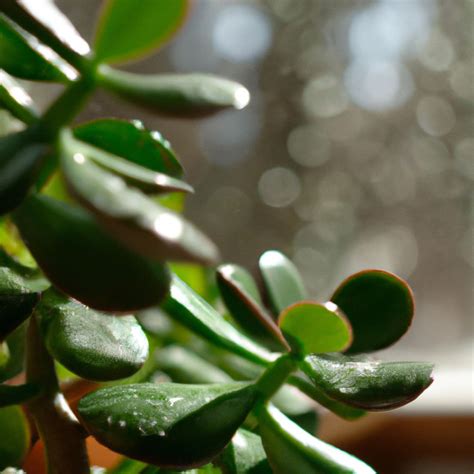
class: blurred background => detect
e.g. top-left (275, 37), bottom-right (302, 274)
top-left (9, 0), bottom-right (473, 472)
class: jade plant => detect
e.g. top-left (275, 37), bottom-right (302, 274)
top-left (0, 1), bottom-right (434, 473)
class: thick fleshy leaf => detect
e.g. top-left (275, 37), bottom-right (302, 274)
top-left (331, 270), bottom-right (414, 353)
top-left (0, 71), bottom-right (38, 124)
top-left (0, 341), bottom-right (8, 368)
top-left (97, 66), bottom-right (250, 117)
top-left (257, 404), bottom-right (375, 474)
top-left (288, 373), bottom-right (365, 421)
top-left (36, 290), bottom-right (149, 381)
top-left (155, 345), bottom-right (231, 384)
top-left (218, 429), bottom-right (271, 474)
top-left (259, 251), bottom-right (307, 315)
top-left (0, 129), bottom-right (47, 215)
top-left (94, 0), bottom-right (188, 64)
top-left (74, 119), bottom-right (183, 177)
top-left (0, 322), bottom-right (27, 383)
top-left (13, 194), bottom-right (170, 312)
top-left (302, 354), bottom-right (434, 411)
top-left (216, 264), bottom-right (287, 349)
top-left (0, 14), bottom-right (76, 82)
top-left (67, 133), bottom-right (192, 195)
top-left (60, 131), bottom-right (218, 266)
top-left (0, 249), bottom-right (48, 340)
top-left (78, 382), bottom-right (257, 468)
top-left (0, 383), bottom-right (38, 408)
top-left (0, 0), bottom-right (90, 65)
top-left (162, 275), bottom-right (275, 366)
top-left (0, 405), bottom-right (30, 469)
top-left (278, 301), bottom-right (352, 356)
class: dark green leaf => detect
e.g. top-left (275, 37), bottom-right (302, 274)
top-left (288, 373), bottom-right (365, 421)
top-left (0, 383), bottom-right (39, 408)
top-left (0, 322), bottom-right (27, 383)
top-left (257, 404), bottom-right (375, 474)
top-left (0, 129), bottom-right (47, 215)
top-left (278, 301), bottom-right (352, 356)
top-left (259, 251), bottom-right (307, 315)
top-left (0, 71), bottom-right (38, 124)
top-left (97, 66), bottom-right (250, 117)
top-left (0, 405), bottom-right (30, 469)
top-left (0, 249), bottom-right (48, 340)
top-left (216, 264), bottom-right (287, 349)
top-left (0, 14), bottom-right (76, 82)
top-left (78, 382), bottom-right (257, 469)
top-left (155, 345), bottom-right (231, 384)
top-left (13, 194), bottom-right (170, 312)
top-left (68, 133), bottom-right (192, 195)
top-left (60, 130), bottom-right (218, 266)
top-left (162, 275), bottom-right (275, 366)
top-left (94, 0), bottom-right (188, 64)
top-left (331, 270), bottom-right (414, 353)
top-left (218, 429), bottom-right (272, 474)
top-left (74, 119), bottom-right (183, 177)
top-left (301, 354), bottom-right (434, 411)
top-left (37, 290), bottom-right (149, 381)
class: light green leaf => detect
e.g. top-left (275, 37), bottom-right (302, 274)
top-left (94, 0), bottom-right (188, 64)
top-left (0, 405), bottom-right (30, 469)
top-left (0, 71), bottom-right (38, 124)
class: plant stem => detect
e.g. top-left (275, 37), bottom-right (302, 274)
top-left (255, 353), bottom-right (297, 401)
top-left (26, 313), bottom-right (90, 474)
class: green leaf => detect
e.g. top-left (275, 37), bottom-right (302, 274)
top-left (0, 383), bottom-right (39, 408)
top-left (0, 405), bottom-right (30, 469)
top-left (0, 342), bottom-right (8, 369)
top-left (257, 404), bottom-right (375, 474)
top-left (78, 382), bottom-right (257, 469)
top-left (0, 322), bottom-right (27, 383)
top-left (13, 194), bottom-right (170, 312)
top-left (301, 354), bottom-right (434, 411)
top-left (155, 345), bottom-right (231, 384)
top-left (97, 66), bottom-right (250, 117)
top-left (0, 249), bottom-right (48, 340)
top-left (278, 301), bottom-right (352, 356)
top-left (0, 14), bottom-right (76, 82)
top-left (0, 129), bottom-right (47, 215)
top-left (217, 429), bottom-right (272, 474)
top-left (216, 264), bottom-right (287, 349)
top-left (60, 130), bottom-right (218, 266)
top-left (68, 133), bottom-right (192, 195)
top-left (36, 290), bottom-right (149, 381)
top-left (94, 0), bottom-right (188, 65)
top-left (0, 71), bottom-right (38, 124)
top-left (288, 373), bottom-right (365, 421)
top-left (259, 251), bottom-right (307, 315)
top-left (74, 119), bottom-right (183, 177)
top-left (331, 270), bottom-right (414, 354)
top-left (108, 459), bottom-right (147, 474)
top-left (162, 275), bottom-right (275, 366)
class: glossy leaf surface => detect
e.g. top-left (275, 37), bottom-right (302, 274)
top-left (78, 382), bottom-right (257, 468)
top-left (61, 131), bottom-right (218, 266)
top-left (68, 133), bottom-right (192, 194)
top-left (98, 66), bottom-right (250, 117)
top-left (279, 302), bottom-right (352, 356)
top-left (0, 130), bottom-right (46, 215)
top-left (94, 0), bottom-right (188, 64)
top-left (331, 270), bottom-right (414, 353)
top-left (74, 119), bottom-right (183, 177)
top-left (155, 345), bottom-right (231, 384)
top-left (0, 383), bottom-right (38, 408)
top-left (0, 405), bottom-right (30, 469)
top-left (0, 71), bottom-right (38, 124)
top-left (162, 275), bottom-right (275, 366)
top-left (217, 264), bottom-right (286, 348)
top-left (302, 354), bottom-right (434, 410)
top-left (0, 14), bottom-right (75, 82)
top-left (259, 251), bottom-right (307, 315)
top-left (257, 404), bottom-right (375, 474)
top-left (37, 290), bottom-right (149, 381)
top-left (13, 195), bottom-right (170, 312)
top-left (218, 429), bottom-right (272, 474)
